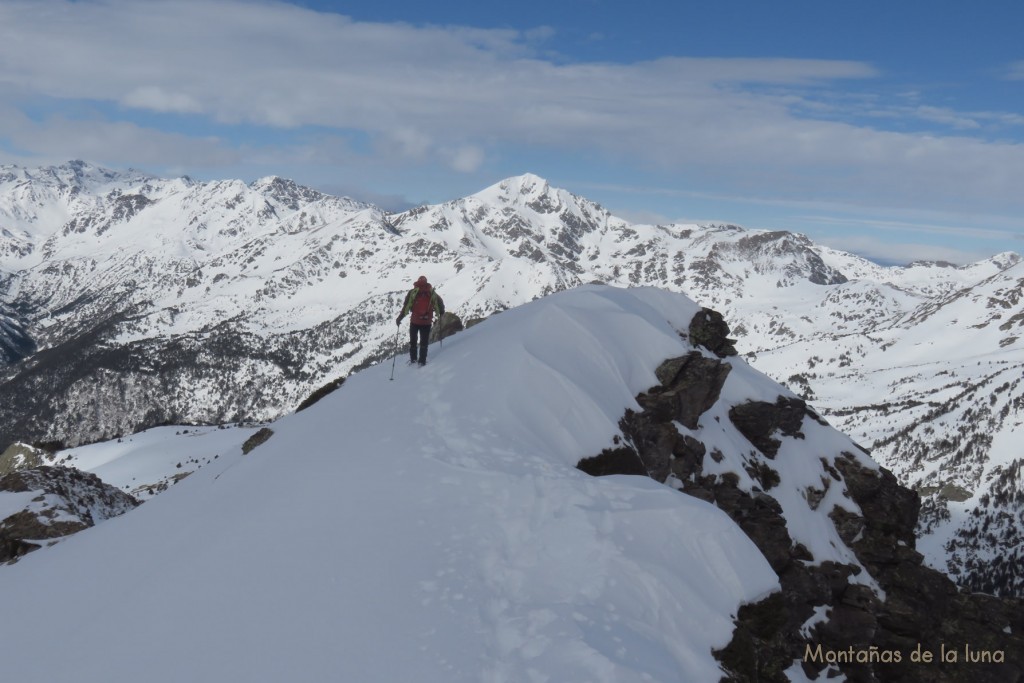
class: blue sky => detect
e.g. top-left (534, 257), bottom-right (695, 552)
top-left (1, 0), bottom-right (1023, 264)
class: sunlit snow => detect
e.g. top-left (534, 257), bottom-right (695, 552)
top-left (0, 286), bottom-right (782, 683)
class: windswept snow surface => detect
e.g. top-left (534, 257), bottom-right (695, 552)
top-left (0, 286), bottom-right (777, 682)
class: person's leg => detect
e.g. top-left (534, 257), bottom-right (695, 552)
top-left (408, 325), bottom-right (417, 362)
top-left (417, 325), bottom-right (430, 364)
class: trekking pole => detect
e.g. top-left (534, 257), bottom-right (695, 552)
top-left (389, 322), bottom-right (400, 381)
top-left (439, 310), bottom-right (449, 351)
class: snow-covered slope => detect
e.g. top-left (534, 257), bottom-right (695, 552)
top-left (1, 160), bottom-right (1022, 598)
top-left (45, 424), bottom-right (264, 499)
top-left (3, 285), bottom-right (1019, 682)
top-left (753, 260), bottom-right (1024, 595)
top-left (5, 284), bottom-right (1023, 683)
top-left (0, 465), bottom-right (138, 561)
top-left (0, 286), bottom-right (782, 682)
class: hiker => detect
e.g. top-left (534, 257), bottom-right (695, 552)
top-left (396, 275), bottom-right (445, 365)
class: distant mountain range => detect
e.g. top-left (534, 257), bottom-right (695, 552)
top-left (1, 160), bottom-right (1021, 597)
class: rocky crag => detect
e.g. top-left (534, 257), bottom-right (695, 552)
top-left (1, 465), bottom-right (139, 563)
top-left (579, 308), bottom-right (1023, 683)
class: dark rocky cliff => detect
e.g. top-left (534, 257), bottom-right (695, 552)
top-left (578, 308), bottom-right (1023, 683)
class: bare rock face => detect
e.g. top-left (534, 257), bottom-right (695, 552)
top-left (577, 307), bottom-right (1024, 683)
top-left (0, 442), bottom-right (48, 475)
top-left (648, 352), bottom-right (733, 429)
top-left (241, 427), bottom-right (274, 455)
top-left (728, 396), bottom-right (808, 458)
top-left (815, 455), bottom-right (1024, 683)
top-left (0, 465), bottom-right (139, 563)
top-left (578, 352), bottom-right (731, 481)
top-left (575, 442), bottom-right (647, 478)
top-left (430, 312), bottom-right (464, 343)
top-left (689, 307), bottom-right (738, 358)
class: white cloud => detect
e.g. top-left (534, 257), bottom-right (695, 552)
top-left (380, 128), bottom-right (434, 161)
top-left (0, 2), bottom-right (875, 139)
top-left (0, 0), bottom-right (1023, 222)
top-left (815, 233), bottom-right (994, 266)
top-left (0, 103), bottom-right (238, 167)
top-left (796, 214), bottom-right (1024, 244)
top-left (120, 86), bottom-right (203, 114)
top-left (912, 105), bottom-right (981, 130)
top-left (444, 145), bottom-right (485, 172)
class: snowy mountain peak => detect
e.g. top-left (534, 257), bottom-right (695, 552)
top-left (249, 175), bottom-right (324, 207)
top-left (907, 259), bottom-right (958, 269)
top-left (987, 250), bottom-right (1022, 270)
top-left (473, 172), bottom-right (601, 217)
top-left (56, 159), bottom-right (119, 185)
top-left (905, 252), bottom-right (1021, 272)
top-left (249, 175), bottom-right (374, 215)
top-left (1, 160), bottom-right (139, 195)
top-left (500, 171), bottom-right (550, 195)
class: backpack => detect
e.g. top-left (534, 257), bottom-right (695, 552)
top-left (411, 288), bottom-right (435, 324)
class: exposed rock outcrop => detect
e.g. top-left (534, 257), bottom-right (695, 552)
top-left (0, 442), bottom-right (49, 475)
top-left (728, 396), bottom-right (808, 458)
top-left (578, 352), bottom-right (730, 481)
top-left (689, 307), bottom-right (738, 358)
top-left (296, 377), bottom-right (346, 412)
top-left (1, 465), bottom-right (139, 564)
top-left (577, 307), bottom-right (1023, 683)
top-left (241, 427), bottom-right (274, 455)
top-left (430, 311), bottom-right (464, 342)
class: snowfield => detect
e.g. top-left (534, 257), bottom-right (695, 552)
top-left (0, 286), bottom-right (780, 683)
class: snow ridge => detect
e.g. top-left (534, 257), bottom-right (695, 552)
top-left (1, 160), bottom-right (1022, 596)
top-left (0, 286), bottom-right (781, 683)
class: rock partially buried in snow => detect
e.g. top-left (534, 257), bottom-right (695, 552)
top-left (577, 350), bottom-right (731, 482)
top-left (241, 427), bottom-right (274, 454)
top-left (1, 465), bottom-right (139, 563)
top-left (430, 311), bottom-right (464, 342)
top-left (728, 396), bottom-right (808, 459)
